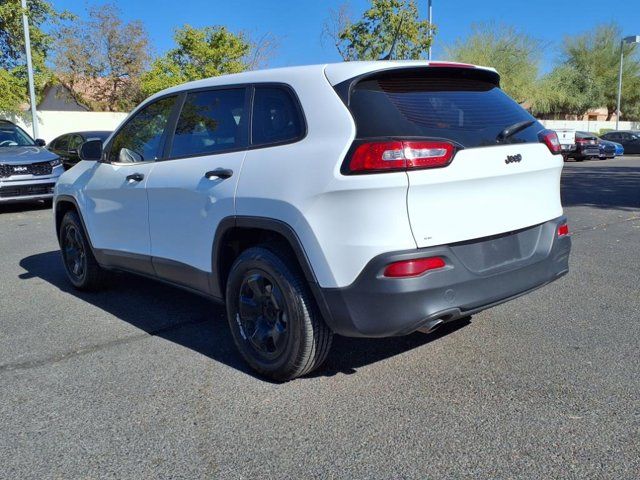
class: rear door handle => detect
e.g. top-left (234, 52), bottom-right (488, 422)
top-left (126, 173), bottom-right (144, 182)
top-left (205, 168), bottom-right (233, 180)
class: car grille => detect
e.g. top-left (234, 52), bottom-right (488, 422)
top-left (0, 161), bottom-right (53, 178)
top-left (0, 183), bottom-right (55, 198)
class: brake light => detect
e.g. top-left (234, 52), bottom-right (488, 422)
top-left (384, 257), bottom-right (447, 278)
top-left (538, 129), bottom-right (562, 155)
top-left (348, 141), bottom-right (456, 173)
top-left (557, 223), bottom-right (569, 237)
top-left (428, 62), bottom-right (475, 69)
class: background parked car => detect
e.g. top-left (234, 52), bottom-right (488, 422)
top-left (568, 131), bottom-right (599, 161)
top-left (48, 131), bottom-right (111, 169)
top-left (600, 130), bottom-right (640, 154)
top-left (590, 134), bottom-right (616, 159)
top-left (613, 141), bottom-right (624, 156)
top-left (0, 119), bottom-right (63, 204)
top-left (555, 128), bottom-right (576, 160)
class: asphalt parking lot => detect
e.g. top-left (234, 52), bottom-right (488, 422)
top-left (1, 157), bottom-right (639, 479)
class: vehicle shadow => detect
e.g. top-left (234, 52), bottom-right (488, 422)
top-left (561, 165), bottom-right (640, 210)
top-left (18, 250), bottom-right (469, 382)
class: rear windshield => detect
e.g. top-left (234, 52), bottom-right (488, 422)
top-left (576, 131), bottom-right (596, 140)
top-left (345, 69), bottom-right (541, 148)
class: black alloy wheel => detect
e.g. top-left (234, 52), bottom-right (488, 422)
top-left (62, 223), bottom-right (87, 282)
top-left (58, 210), bottom-right (107, 291)
top-left (226, 245), bottom-right (333, 381)
top-left (237, 271), bottom-right (289, 359)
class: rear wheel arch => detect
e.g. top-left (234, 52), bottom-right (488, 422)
top-left (212, 217), bottom-right (319, 300)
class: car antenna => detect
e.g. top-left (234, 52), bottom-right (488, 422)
top-left (380, 14), bottom-right (405, 61)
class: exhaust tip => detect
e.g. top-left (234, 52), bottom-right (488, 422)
top-left (416, 318), bottom-right (445, 334)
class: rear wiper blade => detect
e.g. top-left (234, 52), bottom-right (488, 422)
top-left (496, 120), bottom-right (536, 143)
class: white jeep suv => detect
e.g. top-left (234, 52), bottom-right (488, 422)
top-left (54, 61), bottom-right (571, 381)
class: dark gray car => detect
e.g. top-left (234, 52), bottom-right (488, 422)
top-left (600, 130), bottom-right (640, 154)
top-left (0, 120), bottom-right (62, 204)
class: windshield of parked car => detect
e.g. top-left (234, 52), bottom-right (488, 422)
top-left (0, 124), bottom-right (36, 147)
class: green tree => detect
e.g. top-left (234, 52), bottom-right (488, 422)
top-left (0, 69), bottom-right (26, 113)
top-left (140, 25), bottom-right (277, 97)
top-left (323, 0), bottom-right (434, 61)
top-left (446, 23), bottom-right (541, 103)
top-left (529, 65), bottom-right (599, 118)
top-left (54, 3), bottom-right (150, 112)
top-left (561, 24), bottom-right (640, 120)
top-left (0, 0), bottom-right (65, 112)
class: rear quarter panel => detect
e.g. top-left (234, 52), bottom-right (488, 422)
top-left (234, 68), bottom-right (416, 288)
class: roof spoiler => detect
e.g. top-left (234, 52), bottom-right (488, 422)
top-left (331, 65), bottom-right (501, 106)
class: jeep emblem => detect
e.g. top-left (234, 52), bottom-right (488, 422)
top-left (505, 154), bottom-right (522, 164)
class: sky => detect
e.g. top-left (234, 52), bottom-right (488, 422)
top-left (50, 0), bottom-right (640, 72)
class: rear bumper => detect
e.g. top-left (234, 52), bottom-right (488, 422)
top-left (573, 146), bottom-right (599, 158)
top-left (599, 147), bottom-right (616, 158)
top-left (318, 217), bottom-right (570, 337)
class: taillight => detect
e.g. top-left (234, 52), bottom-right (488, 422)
top-left (428, 61), bottom-right (475, 69)
top-left (348, 141), bottom-right (456, 173)
top-left (557, 223), bottom-right (569, 237)
top-left (383, 257), bottom-right (446, 278)
top-left (538, 129), bottom-right (562, 155)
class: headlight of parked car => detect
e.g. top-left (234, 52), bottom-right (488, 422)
top-left (49, 158), bottom-right (62, 167)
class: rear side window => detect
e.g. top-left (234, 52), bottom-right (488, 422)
top-left (251, 86), bottom-right (304, 146)
top-left (170, 88), bottom-right (247, 158)
top-left (346, 68), bottom-right (541, 148)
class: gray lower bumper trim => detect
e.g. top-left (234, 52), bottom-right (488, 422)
top-left (319, 217), bottom-right (571, 337)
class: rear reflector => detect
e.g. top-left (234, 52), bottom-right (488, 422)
top-left (349, 141), bottom-right (455, 173)
top-left (557, 223), bottom-right (569, 237)
top-left (383, 257), bottom-right (446, 278)
top-left (538, 129), bottom-right (562, 155)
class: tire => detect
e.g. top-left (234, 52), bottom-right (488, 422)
top-left (59, 210), bottom-right (108, 291)
top-left (225, 245), bottom-right (333, 381)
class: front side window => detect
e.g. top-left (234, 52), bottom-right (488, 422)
top-left (252, 86), bottom-right (304, 146)
top-left (108, 96), bottom-right (176, 163)
top-left (52, 136), bottom-right (68, 151)
top-left (170, 88), bottom-right (247, 158)
top-left (0, 123), bottom-right (35, 147)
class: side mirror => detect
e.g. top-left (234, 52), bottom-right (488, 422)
top-left (35, 138), bottom-right (46, 147)
top-left (79, 139), bottom-right (103, 161)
